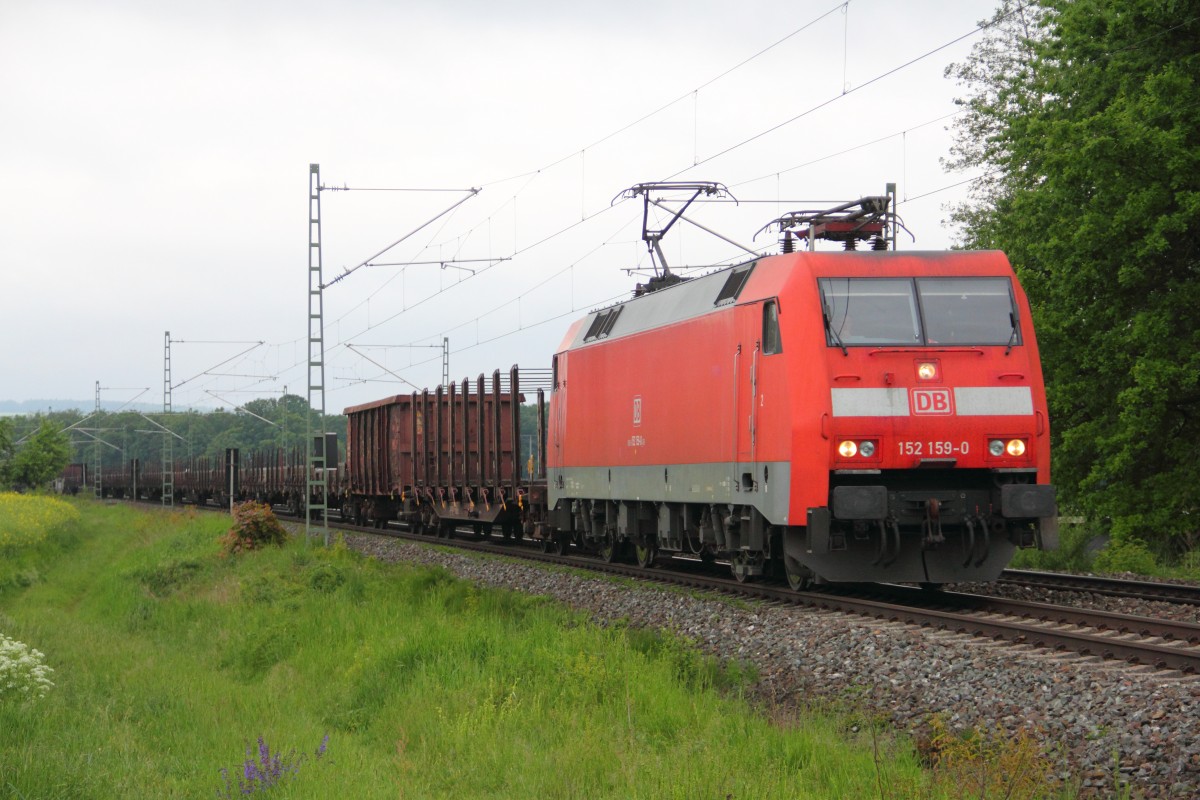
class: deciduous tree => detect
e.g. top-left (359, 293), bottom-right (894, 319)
top-left (0, 418), bottom-right (13, 487)
top-left (10, 420), bottom-right (72, 490)
top-left (946, 0), bottom-right (1200, 555)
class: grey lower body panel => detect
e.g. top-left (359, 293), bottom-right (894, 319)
top-left (549, 461), bottom-right (792, 524)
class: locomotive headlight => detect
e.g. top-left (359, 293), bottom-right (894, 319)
top-left (917, 362), bottom-right (939, 380)
top-left (989, 439), bottom-right (1005, 457)
top-left (838, 440), bottom-right (858, 458)
top-left (858, 440), bottom-right (876, 458)
top-left (1006, 439), bottom-right (1027, 457)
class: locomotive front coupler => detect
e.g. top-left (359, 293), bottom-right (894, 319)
top-left (922, 497), bottom-right (946, 550)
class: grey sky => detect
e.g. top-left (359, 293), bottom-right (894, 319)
top-left (1, 0), bottom-right (999, 413)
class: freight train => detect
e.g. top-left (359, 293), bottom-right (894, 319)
top-left (68, 445), bottom-right (343, 517)
top-left (341, 191), bottom-right (1058, 587)
top-left (77, 191), bottom-right (1059, 587)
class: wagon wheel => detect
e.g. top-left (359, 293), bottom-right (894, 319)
top-left (634, 541), bottom-right (657, 569)
top-left (599, 534), bottom-right (619, 563)
top-left (542, 534), bottom-right (568, 556)
top-left (783, 555), bottom-right (814, 592)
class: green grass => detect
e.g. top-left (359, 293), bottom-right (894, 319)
top-left (0, 492), bottom-right (82, 594)
top-left (0, 500), bottom-right (1018, 799)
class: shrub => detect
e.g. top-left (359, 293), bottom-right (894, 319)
top-left (1093, 534), bottom-right (1159, 576)
top-left (922, 717), bottom-right (1054, 799)
top-left (0, 633), bottom-right (55, 703)
top-left (1009, 517), bottom-right (1098, 573)
top-left (220, 502), bottom-right (289, 556)
top-left (132, 559), bottom-right (203, 597)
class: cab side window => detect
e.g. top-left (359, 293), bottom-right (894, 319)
top-left (763, 300), bottom-right (782, 355)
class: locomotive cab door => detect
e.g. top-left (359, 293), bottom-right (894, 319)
top-left (734, 299), bottom-right (784, 495)
top-left (550, 353), bottom-right (565, 478)
top-left (732, 303), bottom-right (763, 495)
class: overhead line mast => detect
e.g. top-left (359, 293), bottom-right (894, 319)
top-left (163, 332), bottom-right (173, 506)
top-left (93, 381), bottom-right (101, 498)
top-left (308, 163), bottom-right (328, 545)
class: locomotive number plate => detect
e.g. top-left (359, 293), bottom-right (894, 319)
top-left (898, 440), bottom-right (969, 456)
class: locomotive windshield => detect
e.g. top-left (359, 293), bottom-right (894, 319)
top-left (820, 278), bottom-right (921, 345)
top-left (819, 277), bottom-right (1019, 347)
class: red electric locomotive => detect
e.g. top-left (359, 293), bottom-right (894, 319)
top-left (339, 188), bottom-right (1057, 587)
top-left (545, 192), bottom-right (1057, 587)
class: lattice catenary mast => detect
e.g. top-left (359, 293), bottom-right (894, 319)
top-left (307, 164), bottom-right (329, 544)
top-left (163, 331), bottom-right (174, 506)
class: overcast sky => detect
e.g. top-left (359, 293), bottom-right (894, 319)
top-left (1, 0), bottom-right (1000, 414)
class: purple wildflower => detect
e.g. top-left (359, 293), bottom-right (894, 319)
top-left (216, 734), bottom-right (330, 797)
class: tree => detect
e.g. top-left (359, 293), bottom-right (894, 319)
top-left (0, 418), bottom-right (13, 486)
top-left (946, 1), bottom-right (1200, 556)
top-left (10, 420), bottom-right (73, 490)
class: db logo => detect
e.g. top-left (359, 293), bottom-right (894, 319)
top-left (911, 388), bottom-right (954, 415)
top-left (632, 395), bottom-right (642, 426)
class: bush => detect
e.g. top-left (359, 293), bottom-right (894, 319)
top-left (1093, 534), bottom-right (1159, 576)
top-left (1009, 518), bottom-right (1098, 573)
top-left (922, 717), bottom-right (1053, 799)
top-left (220, 502), bottom-right (289, 556)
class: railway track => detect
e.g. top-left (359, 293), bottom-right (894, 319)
top-left (997, 568), bottom-right (1200, 606)
top-left (323, 515), bottom-right (1200, 676)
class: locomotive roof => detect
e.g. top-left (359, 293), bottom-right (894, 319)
top-left (563, 249), bottom-right (1012, 351)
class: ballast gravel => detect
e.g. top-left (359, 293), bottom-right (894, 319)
top-left (337, 531), bottom-right (1200, 798)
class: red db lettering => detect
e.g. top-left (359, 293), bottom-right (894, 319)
top-left (911, 388), bottom-right (953, 416)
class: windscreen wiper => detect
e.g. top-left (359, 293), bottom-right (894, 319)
top-left (824, 307), bottom-right (848, 356)
top-left (1004, 312), bottom-right (1018, 355)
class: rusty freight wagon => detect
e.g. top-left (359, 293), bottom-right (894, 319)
top-left (344, 366), bottom-right (550, 538)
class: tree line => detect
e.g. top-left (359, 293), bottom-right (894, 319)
top-left (0, 395), bottom-right (551, 493)
top-left (946, 0), bottom-right (1199, 563)
top-left (0, 395), bottom-right (348, 491)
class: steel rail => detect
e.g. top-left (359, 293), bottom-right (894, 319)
top-left (999, 569), bottom-right (1200, 606)
top-left (876, 584), bottom-right (1200, 645)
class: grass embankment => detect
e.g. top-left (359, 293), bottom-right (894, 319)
top-left (1, 498), bottom-right (1014, 798)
